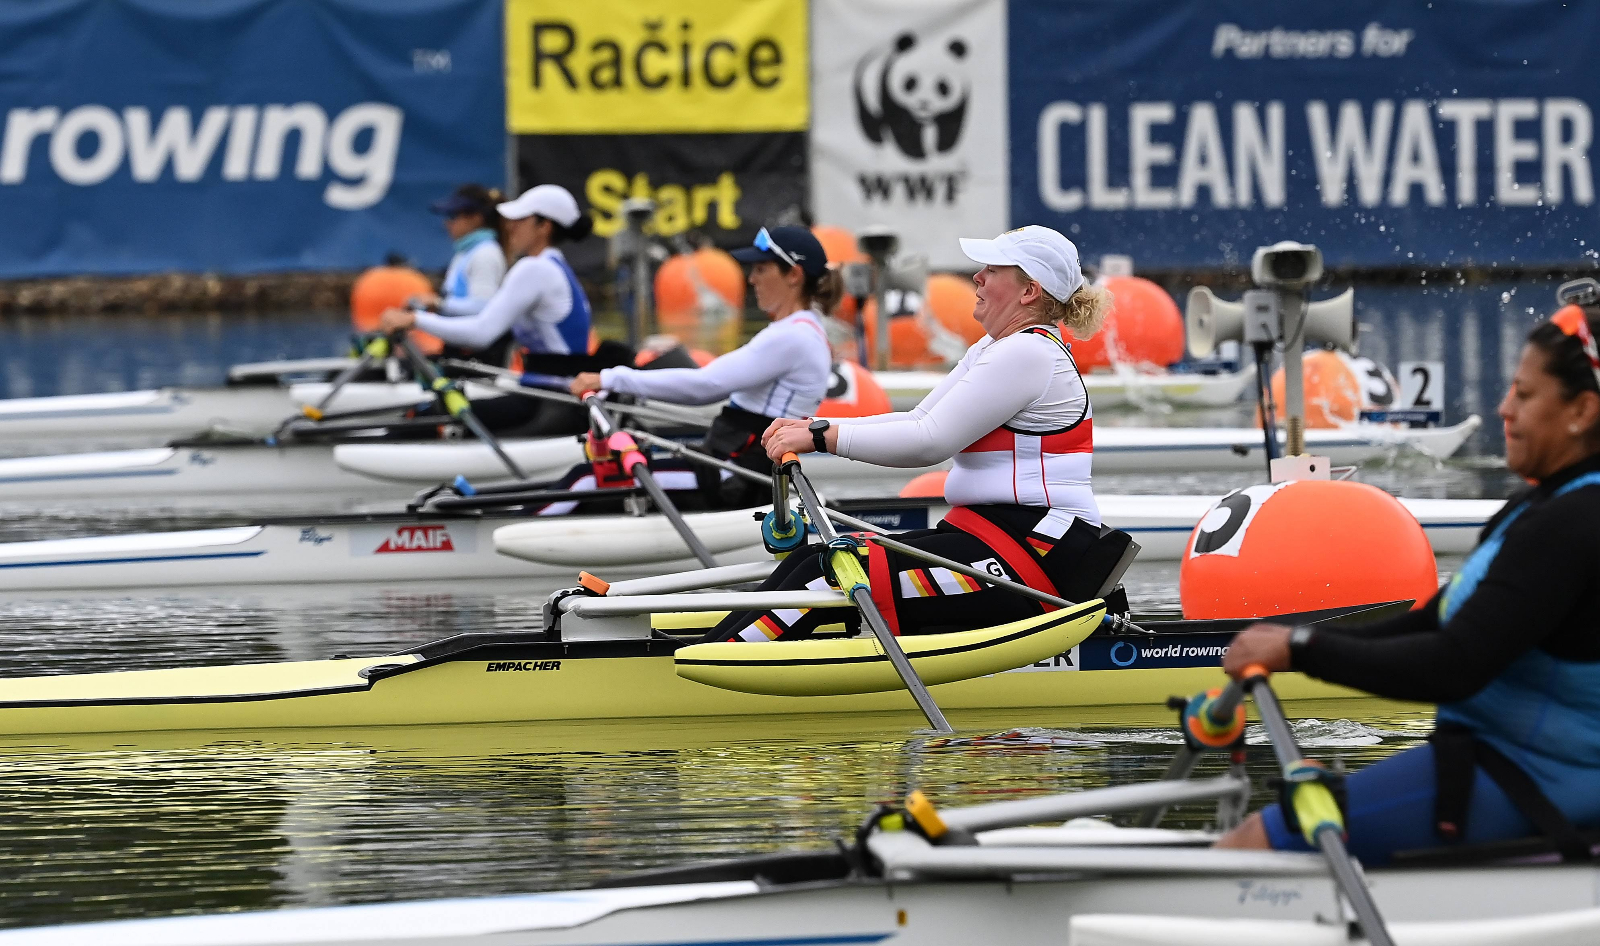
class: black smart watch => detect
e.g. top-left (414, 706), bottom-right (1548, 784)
top-left (808, 418), bottom-right (831, 454)
top-left (1287, 625), bottom-right (1315, 667)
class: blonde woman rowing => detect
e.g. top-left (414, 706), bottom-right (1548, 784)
top-left (705, 225), bottom-right (1115, 642)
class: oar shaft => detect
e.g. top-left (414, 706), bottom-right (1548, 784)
top-left (1244, 673), bottom-right (1395, 946)
top-left (785, 455), bottom-right (952, 733)
top-left (630, 430), bottom-right (772, 485)
top-left (311, 336), bottom-right (388, 414)
top-left (442, 359), bottom-right (711, 428)
top-left (1244, 677), bottom-right (1302, 770)
top-left (586, 395), bottom-right (716, 569)
top-left (632, 464), bottom-right (716, 567)
top-left (400, 337), bottom-right (528, 480)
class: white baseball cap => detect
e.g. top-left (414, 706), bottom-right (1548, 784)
top-left (497, 184), bottom-right (581, 226)
top-left (959, 226), bottom-right (1084, 303)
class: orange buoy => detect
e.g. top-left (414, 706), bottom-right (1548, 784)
top-left (899, 471), bottom-right (948, 498)
top-left (861, 298), bottom-right (949, 369)
top-left (1179, 480), bottom-right (1437, 619)
top-left (350, 265), bottom-right (440, 353)
top-left (812, 225), bottom-right (866, 265)
top-left (817, 361), bottom-right (892, 418)
top-left (654, 248), bottom-right (745, 352)
top-left (1264, 351), bottom-right (1399, 428)
top-left (1071, 276), bottom-right (1183, 371)
top-left (924, 273), bottom-right (984, 346)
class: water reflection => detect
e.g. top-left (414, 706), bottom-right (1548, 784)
top-left (0, 708), bottom-right (1429, 930)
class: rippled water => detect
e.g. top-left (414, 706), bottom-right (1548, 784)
top-left (0, 297), bottom-right (1513, 933)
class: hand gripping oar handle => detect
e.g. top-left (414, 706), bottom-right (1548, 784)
top-left (1238, 667), bottom-right (1395, 946)
top-left (584, 394), bottom-right (716, 568)
top-left (397, 335), bottom-right (527, 480)
top-left (781, 452), bottom-right (952, 733)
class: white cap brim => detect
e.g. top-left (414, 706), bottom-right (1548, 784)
top-left (959, 237), bottom-right (1015, 267)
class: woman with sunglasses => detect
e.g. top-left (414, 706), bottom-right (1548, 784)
top-left (570, 225), bottom-right (837, 506)
top-left (701, 226), bottom-right (1126, 646)
top-left (1216, 296), bottom-right (1600, 866)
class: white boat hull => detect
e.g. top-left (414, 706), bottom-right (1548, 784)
top-left (0, 517), bottom-right (762, 592)
top-left (333, 418), bottom-right (1481, 487)
top-left (1091, 417), bottom-right (1482, 473)
top-left (880, 368), bottom-right (1254, 411)
top-left (0, 491), bottom-right (1498, 592)
top-left (0, 387), bottom-right (296, 444)
top-left (0, 444), bottom-right (412, 502)
top-left (1, 862), bottom-right (1591, 945)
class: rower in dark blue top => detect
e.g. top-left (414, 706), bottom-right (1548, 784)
top-left (1219, 293), bottom-right (1600, 864)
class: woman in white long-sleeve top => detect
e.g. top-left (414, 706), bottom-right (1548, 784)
top-left (705, 225), bottom-right (1119, 643)
top-left (381, 184), bottom-right (595, 434)
top-left (570, 225), bottom-right (838, 506)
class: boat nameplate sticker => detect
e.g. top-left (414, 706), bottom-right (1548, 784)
top-left (351, 523), bottom-right (476, 556)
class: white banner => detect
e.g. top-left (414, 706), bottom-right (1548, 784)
top-left (810, 0), bottom-right (1009, 271)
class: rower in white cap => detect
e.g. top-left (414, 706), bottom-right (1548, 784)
top-left (381, 183), bottom-right (595, 362)
top-left (702, 225), bottom-right (1120, 644)
top-left (379, 183), bottom-right (596, 433)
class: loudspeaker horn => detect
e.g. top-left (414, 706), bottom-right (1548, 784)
top-left (1302, 287), bottom-right (1355, 351)
top-left (1185, 285), bottom-right (1246, 359)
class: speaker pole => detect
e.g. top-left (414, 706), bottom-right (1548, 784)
top-left (1252, 342), bottom-right (1280, 477)
top-left (1280, 289), bottom-right (1307, 456)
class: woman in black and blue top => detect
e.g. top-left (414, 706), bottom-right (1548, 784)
top-left (1219, 299), bottom-right (1600, 864)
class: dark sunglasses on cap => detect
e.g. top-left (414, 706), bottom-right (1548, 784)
top-left (1551, 304), bottom-right (1600, 390)
top-left (752, 227), bottom-right (801, 268)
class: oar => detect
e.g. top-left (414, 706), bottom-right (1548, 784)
top-left (780, 452), bottom-right (953, 733)
top-left (441, 358), bottom-right (712, 428)
top-left (303, 334), bottom-right (393, 421)
top-left (1230, 666), bottom-right (1396, 946)
top-left (630, 431), bottom-right (1149, 633)
top-left (583, 393), bottom-right (716, 568)
top-left (395, 335), bottom-right (528, 480)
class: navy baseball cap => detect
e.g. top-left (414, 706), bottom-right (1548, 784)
top-left (732, 225), bottom-right (828, 278)
top-left (430, 184), bottom-right (498, 217)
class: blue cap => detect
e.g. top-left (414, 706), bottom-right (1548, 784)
top-left (732, 225), bottom-right (829, 279)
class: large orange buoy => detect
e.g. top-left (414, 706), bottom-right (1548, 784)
top-left (817, 361), bottom-right (892, 418)
top-left (1264, 351), bottom-right (1399, 428)
top-left (1179, 480), bottom-right (1438, 619)
top-left (653, 248), bottom-right (745, 352)
top-left (1071, 276), bottom-right (1183, 371)
top-left (350, 265), bottom-right (439, 353)
top-left (899, 471), bottom-right (948, 498)
top-left (860, 298), bottom-right (950, 369)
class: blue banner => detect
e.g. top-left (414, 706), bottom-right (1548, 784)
top-left (0, 0), bottom-right (503, 278)
top-left (1010, 0), bottom-right (1600, 271)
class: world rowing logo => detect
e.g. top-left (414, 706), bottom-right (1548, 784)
top-left (374, 525), bottom-right (455, 554)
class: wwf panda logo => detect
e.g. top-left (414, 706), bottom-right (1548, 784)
top-left (854, 32), bottom-right (970, 160)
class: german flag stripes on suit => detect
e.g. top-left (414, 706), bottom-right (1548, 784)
top-left (897, 564), bottom-right (993, 599)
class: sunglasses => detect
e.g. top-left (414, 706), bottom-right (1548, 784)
top-left (752, 227), bottom-right (801, 269)
top-left (1551, 304), bottom-right (1600, 390)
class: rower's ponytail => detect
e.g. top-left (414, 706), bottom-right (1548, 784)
top-left (805, 266), bottom-right (845, 315)
top-left (1045, 283), bottom-right (1114, 340)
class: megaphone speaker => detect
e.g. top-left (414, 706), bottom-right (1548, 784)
top-left (1302, 287), bottom-right (1355, 351)
top-left (1185, 285), bottom-right (1246, 359)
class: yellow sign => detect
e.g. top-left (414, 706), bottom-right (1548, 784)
top-left (505, 0), bottom-right (809, 134)
top-left (586, 169), bottom-right (742, 239)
